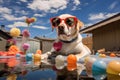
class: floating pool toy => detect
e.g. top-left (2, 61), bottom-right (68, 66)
top-left (22, 43), bottom-right (30, 54)
top-left (8, 45), bottom-right (19, 56)
top-left (67, 54), bottom-right (77, 71)
top-left (7, 58), bottom-right (17, 67)
top-left (92, 60), bottom-right (107, 80)
top-left (55, 55), bottom-right (65, 69)
top-left (85, 56), bottom-right (96, 77)
top-left (36, 50), bottom-right (42, 54)
top-left (26, 53), bottom-right (33, 61)
top-left (10, 27), bottom-right (21, 37)
top-left (107, 60), bottom-right (120, 75)
top-left (110, 53), bottom-right (116, 57)
top-left (34, 59), bottom-right (41, 66)
top-left (22, 29), bottom-right (30, 38)
top-left (34, 53), bottom-right (41, 60)
top-left (25, 17), bottom-right (36, 25)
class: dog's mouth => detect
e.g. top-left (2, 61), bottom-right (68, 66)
top-left (58, 29), bottom-right (71, 37)
top-left (58, 26), bottom-right (71, 37)
top-left (58, 31), bottom-right (72, 39)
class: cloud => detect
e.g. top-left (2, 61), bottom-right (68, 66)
top-left (88, 12), bottom-right (118, 21)
top-left (109, 1), bottom-right (117, 10)
top-left (3, 14), bottom-right (27, 21)
top-left (71, 0), bottom-right (81, 11)
top-left (0, 6), bottom-right (12, 14)
top-left (71, 6), bottom-right (81, 11)
top-left (34, 13), bottom-right (46, 17)
top-left (20, 0), bottom-right (27, 2)
top-left (7, 22), bottom-right (28, 28)
top-left (73, 0), bottom-right (80, 6)
top-left (85, 12), bottom-right (118, 27)
top-left (32, 25), bottom-right (49, 29)
top-left (14, 22), bottom-right (28, 27)
top-left (84, 23), bottom-right (93, 27)
top-left (15, 10), bottom-right (28, 15)
top-left (27, 0), bottom-right (68, 13)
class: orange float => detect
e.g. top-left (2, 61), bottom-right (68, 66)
top-left (67, 54), bottom-right (77, 71)
top-left (8, 45), bottom-right (19, 56)
top-left (36, 50), bottom-right (42, 54)
top-left (7, 58), bottom-right (17, 67)
top-left (110, 53), bottom-right (116, 57)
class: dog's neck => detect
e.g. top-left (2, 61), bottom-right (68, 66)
top-left (59, 36), bottom-right (78, 43)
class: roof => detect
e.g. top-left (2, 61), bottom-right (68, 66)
top-left (80, 13), bottom-right (120, 33)
top-left (34, 36), bottom-right (55, 41)
top-left (0, 30), bottom-right (12, 39)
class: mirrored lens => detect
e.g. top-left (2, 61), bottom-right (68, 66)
top-left (65, 17), bottom-right (75, 26)
top-left (51, 18), bottom-right (61, 26)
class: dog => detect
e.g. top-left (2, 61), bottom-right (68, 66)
top-left (42, 14), bottom-right (91, 61)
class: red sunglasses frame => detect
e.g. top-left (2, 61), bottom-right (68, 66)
top-left (50, 17), bottom-right (78, 28)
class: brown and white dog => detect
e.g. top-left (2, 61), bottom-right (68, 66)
top-left (42, 14), bottom-right (91, 61)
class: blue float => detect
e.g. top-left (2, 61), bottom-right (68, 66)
top-left (26, 53), bottom-right (33, 61)
top-left (92, 60), bottom-right (107, 80)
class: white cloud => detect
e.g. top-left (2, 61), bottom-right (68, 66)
top-left (34, 13), bottom-right (46, 17)
top-left (14, 22), bottom-right (28, 27)
top-left (88, 12), bottom-right (118, 21)
top-left (71, 6), bottom-right (81, 11)
top-left (3, 14), bottom-right (27, 21)
top-left (109, 1), bottom-right (117, 10)
top-left (7, 25), bottom-right (14, 28)
top-left (71, 0), bottom-right (81, 11)
top-left (32, 25), bottom-right (49, 29)
top-left (105, 12), bottom-right (118, 18)
top-left (27, 0), bottom-right (68, 13)
top-left (86, 12), bottom-right (118, 27)
top-left (15, 10), bottom-right (28, 15)
top-left (0, 6), bottom-right (12, 14)
top-left (84, 23), bottom-right (93, 27)
top-left (89, 13), bottom-right (104, 20)
top-left (16, 2), bottom-right (21, 4)
top-left (20, 0), bottom-right (27, 2)
top-left (7, 22), bottom-right (28, 28)
top-left (73, 0), bottom-right (80, 6)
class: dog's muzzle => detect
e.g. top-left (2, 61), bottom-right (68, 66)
top-left (58, 26), bottom-right (65, 35)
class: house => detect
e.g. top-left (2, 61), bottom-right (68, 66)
top-left (16, 36), bottom-right (40, 53)
top-left (80, 13), bottom-right (120, 52)
top-left (34, 37), bottom-right (55, 53)
top-left (82, 35), bottom-right (93, 52)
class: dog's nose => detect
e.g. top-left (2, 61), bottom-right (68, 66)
top-left (58, 26), bottom-right (65, 34)
top-left (58, 26), bottom-right (64, 31)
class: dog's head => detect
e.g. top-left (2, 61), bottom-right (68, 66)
top-left (50, 14), bottom-right (83, 41)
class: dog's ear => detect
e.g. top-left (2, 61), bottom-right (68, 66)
top-left (76, 20), bottom-right (84, 30)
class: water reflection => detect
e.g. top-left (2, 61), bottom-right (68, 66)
top-left (1, 55), bottom-right (119, 80)
top-left (0, 57), bottom-right (57, 80)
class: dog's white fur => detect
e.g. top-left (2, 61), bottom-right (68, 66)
top-left (42, 14), bottom-right (91, 61)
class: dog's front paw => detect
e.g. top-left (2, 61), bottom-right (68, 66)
top-left (41, 52), bottom-right (52, 60)
top-left (41, 53), bottom-right (48, 60)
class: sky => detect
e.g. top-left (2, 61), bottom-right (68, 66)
top-left (0, 0), bottom-right (120, 38)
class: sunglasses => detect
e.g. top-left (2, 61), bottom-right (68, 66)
top-left (50, 17), bottom-right (78, 28)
